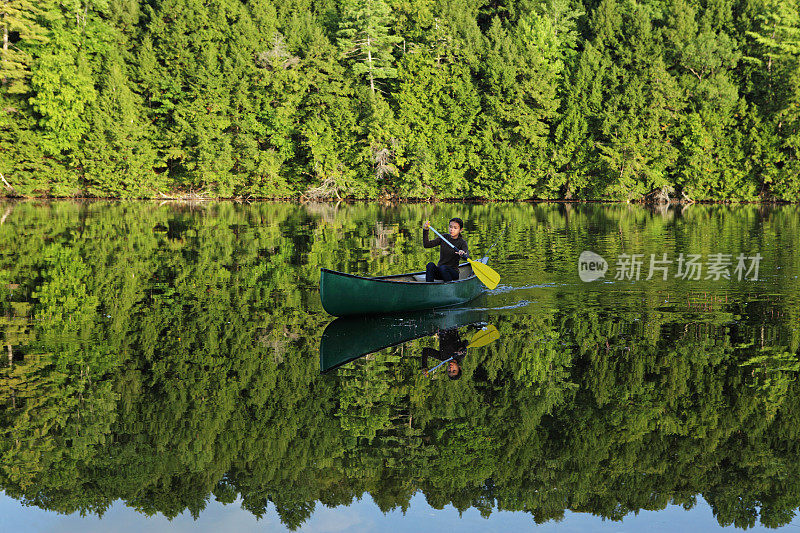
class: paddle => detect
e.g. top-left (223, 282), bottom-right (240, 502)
top-left (427, 356), bottom-right (455, 374)
top-left (465, 324), bottom-right (499, 349)
top-left (426, 224), bottom-right (501, 290)
top-left (426, 324), bottom-right (500, 376)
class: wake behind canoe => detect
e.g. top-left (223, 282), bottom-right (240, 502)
top-left (320, 261), bottom-right (486, 317)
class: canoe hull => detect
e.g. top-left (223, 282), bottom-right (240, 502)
top-left (320, 308), bottom-right (488, 372)
top-left (320, 263), bottom-right (485, 317)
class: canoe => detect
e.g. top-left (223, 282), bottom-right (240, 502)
top-left (319, 260), bottom-right (487, 317)
top-left (320, 307), bottom-right (488, 372)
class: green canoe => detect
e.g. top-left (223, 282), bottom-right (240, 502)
top-left (320, 307), bottom-right (488, 372)
top-left (320, 260), bottom-right (487, 317)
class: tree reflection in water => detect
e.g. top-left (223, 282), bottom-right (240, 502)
top-left (0, 201), bottom-right (798, 530)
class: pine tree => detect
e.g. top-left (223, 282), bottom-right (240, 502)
top-left (0, 0), bottom-right (47, 93)
top-left (664, 0), bottom-right (753, 200)
top-left (479, 0), bottom-right (582, 198)
top-left (588, 0), bottom-right (683, 200)
top-left (80, 54), bottom-right (160, 197)
top-left (551, 42), bottom-right (604, 198)
top-left (337, 0), bottom-right (401, 95)
top-left (393, 51), bottom-right (480, 197)
top-left (743, 0), bottom-right (800, 199)
top-left (137, 0), bottom-right (247, 195)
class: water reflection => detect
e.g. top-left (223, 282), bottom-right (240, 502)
top-left (0, 201), bottom-right (798, 530)
top-left (319, 308), bottom-right (488, 372)
top-left (421, 325), bottom-right (500, 380)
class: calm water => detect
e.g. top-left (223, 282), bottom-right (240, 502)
top-left (1, 201), bottom-right (799, 531)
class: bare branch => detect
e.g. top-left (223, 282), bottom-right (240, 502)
top-left (685, 65), bottom-right (703, 80)
top-left (0, 173), bottom-right (17, 195)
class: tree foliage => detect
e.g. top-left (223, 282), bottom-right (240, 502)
top-left (1, 0), bottom-right (800, 200)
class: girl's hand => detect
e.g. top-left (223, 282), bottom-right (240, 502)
top-left (423, 220), bottom-right (430, 230)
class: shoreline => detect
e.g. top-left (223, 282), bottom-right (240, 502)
top-left (0, 195), bottom-right (796, 205)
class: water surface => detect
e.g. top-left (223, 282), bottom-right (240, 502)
top-left (1, 201), bottom-right (799, 530)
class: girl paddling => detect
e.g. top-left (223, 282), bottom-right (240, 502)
top-left (422, 218), bottom-right (469, 282)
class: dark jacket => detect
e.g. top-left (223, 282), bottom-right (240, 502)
top-left (421, 328), bottom-right (468, 368)
top-left (423, 229), bottom-right (469, 269)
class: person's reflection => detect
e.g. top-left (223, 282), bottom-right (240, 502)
top-left (421, 327), bottom-right (468, 380)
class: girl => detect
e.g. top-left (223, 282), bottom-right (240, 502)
top-left (422, 218), bottom-right (469, 282)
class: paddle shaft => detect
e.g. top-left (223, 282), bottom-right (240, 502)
top-left (428, 356), bottom-right (455, 373)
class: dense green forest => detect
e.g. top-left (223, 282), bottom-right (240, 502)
top-left (1, 0), bottom-right (798, 200)
top-left (1, 202), bottom-right (800, 528)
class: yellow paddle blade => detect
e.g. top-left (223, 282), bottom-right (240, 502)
top-left (467, 259), bottom-right (501, 290)
top-left (467, 325), bottom-right (500, 349)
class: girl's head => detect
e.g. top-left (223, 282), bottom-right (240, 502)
top-left (449, 218), bottom-right (464, 238)
top-left (447, 360), bottom-right (462, 380)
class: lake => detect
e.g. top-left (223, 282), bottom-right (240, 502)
top-left (1, 201), bottom-right (799, 531)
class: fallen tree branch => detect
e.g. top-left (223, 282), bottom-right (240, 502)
top-left (0, 173), bottom-right (17, 195)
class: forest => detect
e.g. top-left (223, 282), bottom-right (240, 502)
top-left (1, 202), bottom-right (799, 528)
top-left (1, 0), bottom-right (799, 201)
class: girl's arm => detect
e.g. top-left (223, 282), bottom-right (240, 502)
top-left (423, 229), bottom-right (441, 249)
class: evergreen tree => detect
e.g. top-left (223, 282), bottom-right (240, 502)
top-left (0, 0), bottom-right (47, 93)
top-left (0, 0), bottom-right (799, 201)
top-left (743, 0), bottom-right (800, 199)
top-left (337, 0), bottom-right (401, 94)
top-left (28, 16), bottom-right (97, 155)
top-left (588, 0), bottom-right (683, 199)
top-left (665, 0), bottom-right (752, 200)
top-left (393, 51), bottom-right (480, 197)
top-left (474, 0), bottom-right (582, 198)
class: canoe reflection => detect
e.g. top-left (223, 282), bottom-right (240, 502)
top-left (319, 308), bottom-right (489, 372)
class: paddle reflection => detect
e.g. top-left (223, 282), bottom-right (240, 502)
top-left (319, 308), bottom-right (494, 373)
